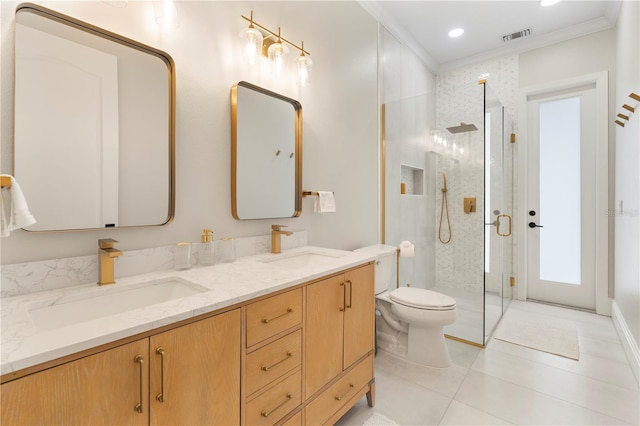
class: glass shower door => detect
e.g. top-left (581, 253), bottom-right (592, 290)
top-left (484, 83), bottom-right (514, 344)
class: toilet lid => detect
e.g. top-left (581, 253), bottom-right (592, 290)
top-left (389, 287), bottom-right (456, 310)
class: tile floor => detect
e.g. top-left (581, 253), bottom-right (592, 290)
top-left (336, 300), bottom-right (640, 426)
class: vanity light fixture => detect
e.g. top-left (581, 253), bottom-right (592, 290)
top-left (240, 11), bottom-right (313, 84)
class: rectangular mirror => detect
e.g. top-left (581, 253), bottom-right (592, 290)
top-left (13, 3), bottom-right (175, 231)
top-left (231, 81), bottom-right (302, 220)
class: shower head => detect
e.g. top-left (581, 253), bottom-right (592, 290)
top-left (446, 122), bottom-right (478, 134)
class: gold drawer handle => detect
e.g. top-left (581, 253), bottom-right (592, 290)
top-left (156, 347), bottom-right (165, 403)
top-left (261, 351), bottom-right (293, 371)
top-left (262, 308), bottom-right (293, 324)
top-left (261, 392), bottom-right (293, 418)
top-left (134, 355), bottom-right (144, 414)
top-left (335, 383), bottom-right (355, 401)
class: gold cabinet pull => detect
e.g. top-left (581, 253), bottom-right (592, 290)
top-left (156, 348), bottom-right (165, 403)
top-left (261, 351), bottom-right (293, 371)
top-left (496, 214), bottom-right (512, 237)
top-left (134, 355), bottom-right (144, 414)
top-left (339, 282), bottom-right (346, 311)
top-left (346, 280), bottom-right (353, 309)
top-left (260, 392), bottom-right (293, 418)
top-left (335, 383), bottom-right (355, 401)
top-left (262, 308), bottom-right (293, 324)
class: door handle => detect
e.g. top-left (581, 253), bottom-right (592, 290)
top-left (134, 355), bottom-right (144, 414)
top-left (528, 222), bottom-right (544, 228)
top-left (155, 348), bottom-right (165, 403)
top-left (497, 214), bottom-right (512, 237)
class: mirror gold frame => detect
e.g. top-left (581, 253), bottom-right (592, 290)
top-left (230, 81), bottom-right (302, 220)
top-left (13, 3), bottom-right (176, 231)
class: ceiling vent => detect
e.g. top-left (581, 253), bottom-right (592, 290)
top-left (502, 28), bottom-right (532, 42)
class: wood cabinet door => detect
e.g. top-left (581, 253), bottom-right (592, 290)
top-left (304, 274), bottom-right (345, 398)
top-left (1, 339), bottom-right (149, 426)
top-left (149, 309), bottom-right (241, 426)
top-left (343, 264), bottom-right (375, 369)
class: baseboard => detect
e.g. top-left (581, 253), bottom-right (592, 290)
top-left (611, 300), bottom-right (640, 385)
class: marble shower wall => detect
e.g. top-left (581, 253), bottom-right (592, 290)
top-left (434, 55), bottom-right (518, 293)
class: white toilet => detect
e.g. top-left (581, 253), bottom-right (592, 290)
top-left (355, 245), bottom-right (457, 368)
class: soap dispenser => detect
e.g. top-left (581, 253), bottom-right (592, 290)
top-left (199, 228), bottom-right (215, 265)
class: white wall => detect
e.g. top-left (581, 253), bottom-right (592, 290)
top-left (613, 0), bottom-right (640, 376)
top-left (0, 1), bottom-right (379, 264)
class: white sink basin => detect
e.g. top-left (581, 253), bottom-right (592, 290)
top-left (29, 278), bottom-right (208, 332)
top-left (260, 251), bottom-right (344, 269)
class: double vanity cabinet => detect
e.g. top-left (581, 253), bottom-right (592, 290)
top-left (1, 261), bottom-right (375, 425)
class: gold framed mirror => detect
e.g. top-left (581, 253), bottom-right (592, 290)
top-left (13, 3), bottom-right (175, 231)
top-left (231, 81), bottom-right (302, 220)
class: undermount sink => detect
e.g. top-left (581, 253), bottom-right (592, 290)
top-left (260, 251), bottom-right (345, 269)
top-left (29, 278), bottom-right (208, 332)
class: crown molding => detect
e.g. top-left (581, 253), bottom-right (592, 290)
top-left (357, 0), bottom-right (439, 73)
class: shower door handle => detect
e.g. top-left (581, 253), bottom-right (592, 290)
top-left (496, 214), bottom-right (512, 237)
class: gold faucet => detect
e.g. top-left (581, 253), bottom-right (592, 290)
top-left (271, 225), bottom-right (293, 254)
top-left (98, 238), bottom-right (123, 285)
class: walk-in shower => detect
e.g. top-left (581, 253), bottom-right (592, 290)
top-left (381, 81), bottom-right (515, 346)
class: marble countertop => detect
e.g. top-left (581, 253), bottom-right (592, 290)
top-left (1, 246), bottom-right (376, 376)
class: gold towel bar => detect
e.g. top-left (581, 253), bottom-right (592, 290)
top-left (302, 191), bottom-right (334, 197)
top-left (1, 176), bottom-right (11, 188)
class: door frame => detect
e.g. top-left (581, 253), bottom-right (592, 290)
top-left (516, 71), bottom-right (610, 315)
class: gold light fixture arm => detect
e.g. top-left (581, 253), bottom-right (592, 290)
top-left (241, 12), bottom-right (310, 55)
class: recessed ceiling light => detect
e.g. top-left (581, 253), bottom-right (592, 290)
top-left (448, 28), bottom-right (464, 38)
top-left (540, 0), bottom-right (560, 6)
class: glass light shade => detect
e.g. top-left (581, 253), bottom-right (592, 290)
top-left (268, 42), bottom-right (289, 77)
top-left (297, 54), bottom-right (313, 86)
top-left (240, 27), bottom-right (263, 65)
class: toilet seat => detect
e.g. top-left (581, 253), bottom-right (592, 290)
top-left (389, 287), bottom-right (456, 311)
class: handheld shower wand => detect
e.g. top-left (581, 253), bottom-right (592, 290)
top-left (438, 172), bottom-right (452, 244)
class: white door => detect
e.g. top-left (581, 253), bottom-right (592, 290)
top-left (526, 85), bottom-right (597, 310)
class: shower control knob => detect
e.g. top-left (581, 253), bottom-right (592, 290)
top-left (528, 222), bottom-right (543, 228)
top-left (529, 210), bottom-right (536, 216)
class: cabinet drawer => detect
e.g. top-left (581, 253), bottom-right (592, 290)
top-left (247, 330), bottom-right (302, 396)
top-left (280, 410), bottom-right (302, 426)
top-left (305, 355), bottom-right (373, 425)
top-left (247, 288), bottom-right (302, 347)
top-left (246, 369), bottom-right (302, 426)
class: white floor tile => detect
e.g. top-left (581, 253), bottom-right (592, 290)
top-left (455, 370), bottom-right (630, 425)
top-left (486, 338), bottom-right (640, 391)
top-left (471, 344), bottom-right (640, 424)
top-left (438, 400), bottom-right (514, 425)
top-left (375, 350), bottom-right (469, 398)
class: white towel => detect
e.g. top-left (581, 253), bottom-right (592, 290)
top-left (313, 191), bottom-right (336, 213)
top-left (1, 175), bottom-right (36, 237)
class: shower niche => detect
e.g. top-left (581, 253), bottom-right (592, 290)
top-left (400, 165), bottom-right (424, 195)
top-left (382, 82), bottom-right (514, 347)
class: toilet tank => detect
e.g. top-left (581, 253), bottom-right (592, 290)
top-left (353, 245), bottom-right (397, 294)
